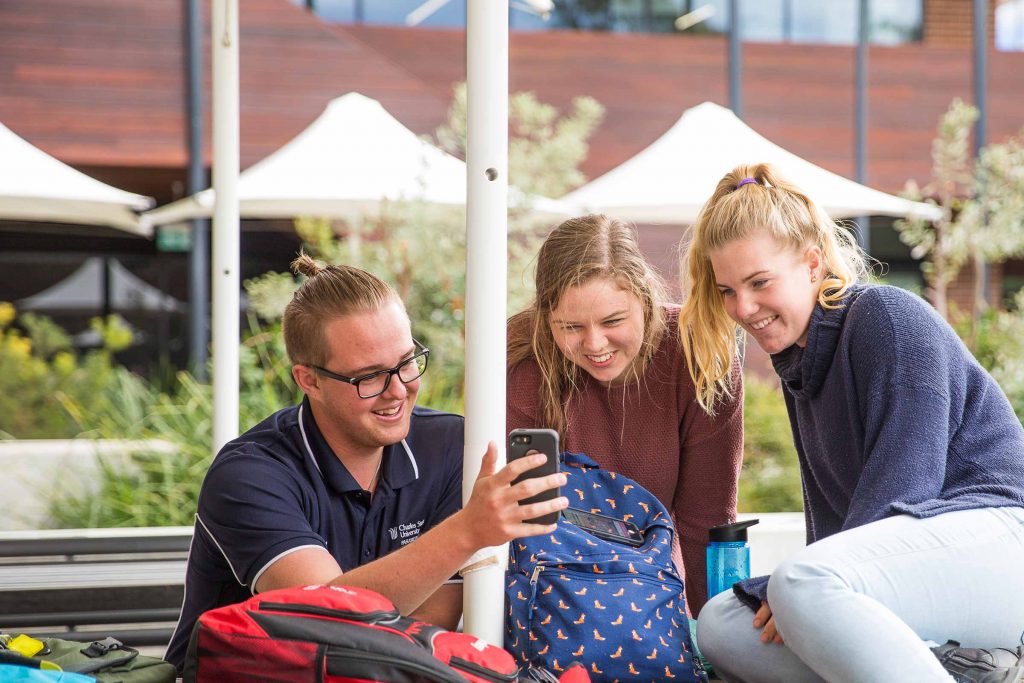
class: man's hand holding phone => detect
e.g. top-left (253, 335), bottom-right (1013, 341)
top-left (507, 428), bottom-right (562, 525)
top-left (457, 441), bottom-right (568, 549)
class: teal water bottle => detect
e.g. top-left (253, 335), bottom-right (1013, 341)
top-left (706, 519), bottom-right (759, 599)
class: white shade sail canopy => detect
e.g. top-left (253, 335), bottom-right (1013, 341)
top-left (18, 257), bottom-right (183, 313)
top-left (142, 92), bottom-right (572, 230)
top-left (0, 122), bottom-right (154, 236)
top-left (562, 101), bottom-right (942, 224)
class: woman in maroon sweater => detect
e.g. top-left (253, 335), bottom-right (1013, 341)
top-left (507, 214), bottom-right (744, 613)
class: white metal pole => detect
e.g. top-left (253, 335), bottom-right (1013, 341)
top-left (211, 0), bottom-right (240, 453)
top-left (463, 0), bottom-right (509, 645)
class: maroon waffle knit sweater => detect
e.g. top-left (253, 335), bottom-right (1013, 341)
top-left (507, 307), bottom-right (743, 614)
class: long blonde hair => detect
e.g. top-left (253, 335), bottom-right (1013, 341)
top-left (508, 215), bottom-right (668, 441)
top-left (680, 163), bottom-right (867, 413)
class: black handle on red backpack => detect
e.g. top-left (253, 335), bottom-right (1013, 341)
top-left (519, 662), bottom-right (591, 683)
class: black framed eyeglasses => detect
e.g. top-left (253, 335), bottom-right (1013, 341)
top-left (312, 339), bottom-right (429, 399)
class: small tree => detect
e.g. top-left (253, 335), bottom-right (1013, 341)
top-left (897, 98), bottom-right (1024, 320)
top-left (895, 99), bottom-right (1024, 426)
top-left (435, 82), bottom-right (604, 200)
top-left (247, 85), bottom-right (605, 401)
top-left (0, 304), bottom-right (142, 440)
top-left (43, 86), bottom-right (606, 528)
top-left (956, 289), bottom-right (1024, 425)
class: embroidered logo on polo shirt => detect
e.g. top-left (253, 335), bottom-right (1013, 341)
top-left (389, 519), bottom-right (425, 545)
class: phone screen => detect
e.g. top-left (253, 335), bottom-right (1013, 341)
top-left (572, 510), bottom-right (623, 535)
top-left (562, 507), bottom-right (643, 546)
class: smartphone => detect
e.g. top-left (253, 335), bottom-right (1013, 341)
top-left (507, 428), bottom-right (561, 525)
top-left (562, 507), bottom-right (645, 547)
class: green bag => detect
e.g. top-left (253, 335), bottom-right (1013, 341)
top-left (0, 636), bottom-right (175, 683)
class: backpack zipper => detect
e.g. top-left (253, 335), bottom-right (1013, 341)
top-left (448, 655), bottom-right (518, 682)
top-left (323, 646), bottom-right (463, 682)
top-left (523, 565), bottom-right (546, 661)
top-left (259, 601), bottom-right (401, 625)
top-left (529, 565), bottom-right (545, 586)
top-left (527, 556), bottom-right (675, 584)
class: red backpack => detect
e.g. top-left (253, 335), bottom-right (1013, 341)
top-left (184, 584), bottom-right (589, 683)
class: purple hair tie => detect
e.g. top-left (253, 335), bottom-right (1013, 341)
top-left (736, 177), bottom-right (758, 189)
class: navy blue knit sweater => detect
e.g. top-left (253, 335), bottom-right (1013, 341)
top-left (735, 284), bottom-right (1024, 610)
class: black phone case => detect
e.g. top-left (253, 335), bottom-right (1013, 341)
top-left (508, 428), bottom-right (560, 525)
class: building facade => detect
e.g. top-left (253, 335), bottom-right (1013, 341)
top-left (0, 0), bottom-right (1020, 367)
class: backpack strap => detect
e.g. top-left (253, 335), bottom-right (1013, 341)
top-left (560, 452), bottom-right (599, 471)
top-left (80, 637), bottom-right (132, 658)
top-left (72, 638), bottom-right (139, 674)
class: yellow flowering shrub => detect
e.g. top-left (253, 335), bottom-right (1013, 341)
top-left (0, 306), bottom-right (133, 439)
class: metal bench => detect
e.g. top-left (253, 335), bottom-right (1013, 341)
top-left (0, 527), bottom-right (191, 647)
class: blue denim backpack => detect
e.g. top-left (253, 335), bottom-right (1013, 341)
top-left (505, 452), bottom-right (707, 683)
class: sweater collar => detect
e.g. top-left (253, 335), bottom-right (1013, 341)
top-left (770, 285), bottom-right (863, 399)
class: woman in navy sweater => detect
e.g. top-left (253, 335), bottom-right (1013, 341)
top-left (680, 163), bottom-right (1024, 682)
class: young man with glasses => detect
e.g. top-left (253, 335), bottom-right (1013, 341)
top-left (165, 255), bottom-right (567, 671)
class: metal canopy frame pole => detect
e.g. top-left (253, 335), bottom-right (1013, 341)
top-left (462, 0), bottom-right (509, 645)
top-left (728, 0), bottom-right (742, 117)
top-left (973, 0), bottom-right (989, 306)
top-left (211, 0), bottom-right (240, 452)
top-left (187, 0), bottom-right (210, 379)
top-left (854, 0), bottom-right (870, 253)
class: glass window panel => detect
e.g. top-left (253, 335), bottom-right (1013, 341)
top-left (298, 0), bottom-right (923, 43)
top-left (997, 0), bottom-right (1024, 51)
top-left (871, 0), bottom-right (923, 44)
top-left (512, 3), bottom-right (556, 31)
top-left (678, 1), bottom-right (782, 39)
top-left (609, 0), bottom-right (647, 32)
top-left (679, 0), bottom-right (921, 44)
top-left (307, 0), bottom-right (356, 23)
top-left (694, 0), bottom-right (729, 35)
top-left (546, 0), bottom-right (682, 32)
top-left (649, 0), bottom-right (688, 33)
top-left (551, 0), bottom-right (615, 30)
top-left (361, 0), bottom-right (467, 28)
top-left (742, 0), bottom-right (784, 42)
top-left (791, 0), bottom-right (856, 44)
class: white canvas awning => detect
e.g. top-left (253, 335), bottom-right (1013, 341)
top-left (141, 92), bottom-right (573, 230)
top-left (0, 122), bottom-right (154, 236)
top-left (562, 101), bottom-right (942, 224)
top-left (18, 257), bottom-right (184, 313)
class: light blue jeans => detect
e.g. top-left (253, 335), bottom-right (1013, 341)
top-left (696, 507), bottom-right (1024, 683)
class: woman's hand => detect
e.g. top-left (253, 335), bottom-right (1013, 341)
top-left (753, 601), bottom-right (784, 645)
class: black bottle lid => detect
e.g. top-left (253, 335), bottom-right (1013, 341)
top-left (708, 519), bottom-right (759, 543)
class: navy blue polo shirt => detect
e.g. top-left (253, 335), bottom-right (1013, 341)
top-left (165, 397), bottom-right (464, 671)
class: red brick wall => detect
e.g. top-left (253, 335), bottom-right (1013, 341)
top-left (946, 260), bottom-right (1004, 313)
top-left (924, 0), bottom-right (997, 47)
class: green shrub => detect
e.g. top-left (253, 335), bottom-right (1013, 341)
top-left (45, 308), bottom-right (469, 528)
top-left (18, 83), bottom-right (804, 524)
top-left (48, 316), bottom-right (297, 528)
top-left (734, 291), bottom-right (1024, 514)
top-left (954, 290), bottom-right (1024, 424)
top-left (0, 304), bottom-right (139, 439)
top-left (738, 374), bottom-right (802, 512)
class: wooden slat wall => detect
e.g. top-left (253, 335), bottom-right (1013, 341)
top-left (2, 0), bottom-right (1023, 199)
top-left (351, 25), bottom-right (1024, 194)
top-left (0, 0), bottom-right (448, 175)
